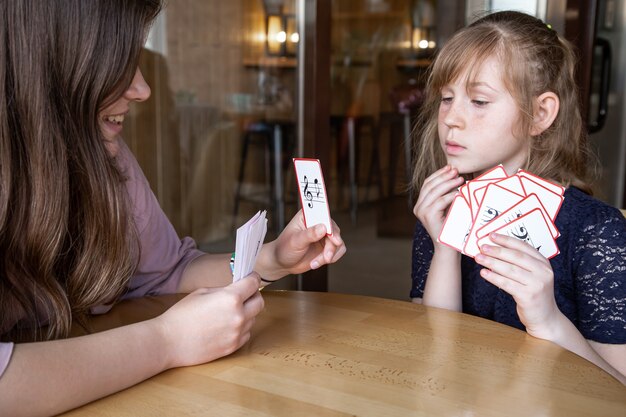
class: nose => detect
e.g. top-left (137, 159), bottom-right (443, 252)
top-left (441, 99), bottom-right (465, 129)
top-left (124, 68), bottom-right (151, 102)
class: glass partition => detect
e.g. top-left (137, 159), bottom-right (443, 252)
top-left (125, 0), bottom-right (300, 253)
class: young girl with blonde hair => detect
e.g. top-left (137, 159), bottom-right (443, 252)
top-left (0, 1), bottom-right (346, 414)
top-left (411, 11), bottom-right (625, 383)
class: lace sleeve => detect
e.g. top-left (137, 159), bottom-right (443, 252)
top-left (573, 206), bottom-right (626, 343)
top-left (410, 220), bottom-right (434, 299)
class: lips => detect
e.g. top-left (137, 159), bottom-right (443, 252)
top-left (445, 140), bottom-right (465, 155)
top-left (101, 110), bottom-right (129, 136)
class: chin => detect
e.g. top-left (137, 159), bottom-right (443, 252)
top-left (103, 138), bottom-right (120, 156)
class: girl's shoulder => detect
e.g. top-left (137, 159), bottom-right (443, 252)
top-left (557, 187), bottom-right (626, 238)
top-left (561, 187), bottom-right (624, 215)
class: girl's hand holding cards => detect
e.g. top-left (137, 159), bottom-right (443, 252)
top-left (438, 165), bottom-right (564, 259)
top-left (475, 232), bottom-right (561, 339)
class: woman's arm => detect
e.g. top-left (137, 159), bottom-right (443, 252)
top-left (0, 276), bottom-right (264, 416)
top-left (0, 319), bottom-right (168, 416)
top-left (177, 252), bottom-right (233, 292)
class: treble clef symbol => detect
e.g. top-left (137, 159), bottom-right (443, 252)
top-left (303, 175), bottom-right (314, 208)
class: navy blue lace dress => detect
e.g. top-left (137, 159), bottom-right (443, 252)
top-left (411, 187), bottom-right (626, 343)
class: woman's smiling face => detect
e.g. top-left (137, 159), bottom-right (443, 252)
top-left (438, 55), bottom-right (528, 176)
top-left (98, 68), bottom-right (151, 155)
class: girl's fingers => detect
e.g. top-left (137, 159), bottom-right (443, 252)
top-left (476, 237), bottom-right (550, 287)
top-left (417, 166), bottom-right (459, 203)
top-left (479, 267), bottom-right (526, 295)
top-left (421, 165), bottom-right (452, 188)
top-left (415, 172), bottom-right (463, 217)
top-left (475, 252), bottom-right (527, 286)
top-left (487, 233), bottom-right (546, 262)
top-left (414, 186), bottom-right (459, 219)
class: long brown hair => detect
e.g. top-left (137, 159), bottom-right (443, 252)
top-left (0, 0), bottom-right (162, 341)
top-left (412, 10), bottom-right (598, 194)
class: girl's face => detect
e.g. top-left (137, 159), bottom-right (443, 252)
top-left (98, 68), bottom-right (151, 155)
top-left (437, 56), bottom-right (528, 176)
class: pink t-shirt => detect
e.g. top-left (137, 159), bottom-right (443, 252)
top-left (0, 139), bottom-right (204, 377)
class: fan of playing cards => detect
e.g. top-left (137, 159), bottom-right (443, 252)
top-left (439, 165), bottom-right (565, 259)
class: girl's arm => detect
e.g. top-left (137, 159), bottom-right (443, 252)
top-left (0, 276), bottom-right (264, 416)
top-left (536, 312), bottom-right (626, 384)
top-left (412, 165), bottom-right (465, 310)
top-left (476, 233), bottom-right (626, 384)
top-left (421, 246), bottom-right (463, 311)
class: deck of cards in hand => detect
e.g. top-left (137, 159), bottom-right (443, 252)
top-left (439, 165), bottom-right (565, 259)
top-left (232, 210), bottom-right (268, 282)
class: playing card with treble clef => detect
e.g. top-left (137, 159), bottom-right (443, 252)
top-left (293, 158), bottom-right (332, 235)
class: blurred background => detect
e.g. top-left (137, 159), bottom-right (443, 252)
top-left (125, 0), bottom-right (626, 300)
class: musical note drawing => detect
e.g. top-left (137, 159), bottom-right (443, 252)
top-left (301, 176), bottom-right (324, 209)
top-left (509, 223), bottom-right (541, 251)
top-left (479, 206), bottom-right (500, 225)
top-left (511, 225), bottom-right (530, 241)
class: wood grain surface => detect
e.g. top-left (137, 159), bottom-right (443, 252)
top-left (63, 291), bottom-right (626, 416)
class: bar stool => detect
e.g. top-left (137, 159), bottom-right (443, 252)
top-left (232, 120), bottom-right (293, 231)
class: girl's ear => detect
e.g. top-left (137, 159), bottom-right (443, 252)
top-left (530, 92), bottom-right (559, 136)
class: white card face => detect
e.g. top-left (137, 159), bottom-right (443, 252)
top-left (459, 183), bottom-right (469, 204)
top-left (293, 158), bottom-right (332, 234)
top-left (438, 195), bottom-right (472, 252)
top-left (475, 194), bottom-right (559, 239)
top-left (463, 184), bottom-right (525, 257)
top-left (467, 178), bottom-right (502, 220)
top-left (493, 175), bottom-right (525, 197)
top-left (519, 177), bottom-right (564, 220)
top-left (517, 170), bottom-right (565, 196)
top-left (476, 208), bottom-right (559, 259)
top-left (474, 164), bottom-right (508, 181)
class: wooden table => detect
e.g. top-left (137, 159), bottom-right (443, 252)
top-left (63, 291), bottom-right (626, 416)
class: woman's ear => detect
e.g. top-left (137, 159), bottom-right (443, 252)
top-left (530, 92), bottom-right (559, 136)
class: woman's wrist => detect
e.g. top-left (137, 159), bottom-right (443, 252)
top-left (150, 314), bottom-right (182, 371)
top-left (254, 241), bottom-right (288, 282)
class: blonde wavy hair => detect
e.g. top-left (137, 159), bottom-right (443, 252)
top-left (411, 10), bottom-right (598, 195)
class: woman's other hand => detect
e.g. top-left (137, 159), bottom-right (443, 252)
top-left (157, 274), bottom-right (264, 369)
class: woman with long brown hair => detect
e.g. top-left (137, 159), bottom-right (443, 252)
top-left (0, 1), bottom-right (346, 414)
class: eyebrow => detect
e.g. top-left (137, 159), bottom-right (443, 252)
top-left (467, 81), bottom-right (498, 92)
